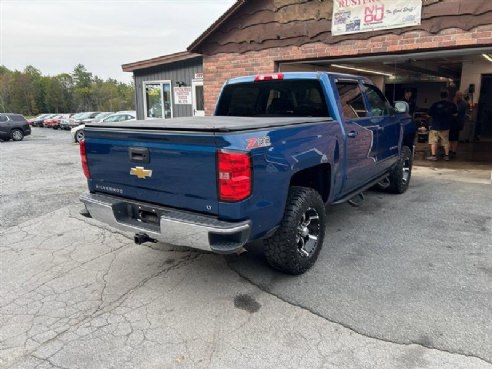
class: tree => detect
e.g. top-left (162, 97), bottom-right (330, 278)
top-left (0, 64), bottom-right (134, 115)
top-left (72, 64), bottom-right (94, 111)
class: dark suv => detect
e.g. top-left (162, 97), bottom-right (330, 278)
top-left (0, 113), bottom-right (32, 141)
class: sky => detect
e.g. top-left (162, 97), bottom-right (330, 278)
top-left (0, 0), bottom-right (236, 82)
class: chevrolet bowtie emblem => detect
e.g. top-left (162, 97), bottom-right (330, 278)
top-left (130, 166), bottom-right (153, 179)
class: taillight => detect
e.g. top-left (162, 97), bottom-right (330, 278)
top-left (80, 140), bottom-right (90, 178)
top-left (255, 73), bottom-right (283, 81)
top-left (218, 151), bottom-right (251, 202)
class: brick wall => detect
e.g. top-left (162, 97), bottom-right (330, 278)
top-left (203, 26), bottom-right (492, 115)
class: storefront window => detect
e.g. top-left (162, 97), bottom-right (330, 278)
top-left (144, 81), bottom-right (173, 119)
top-left (195, 85), bottom-right (204, 111)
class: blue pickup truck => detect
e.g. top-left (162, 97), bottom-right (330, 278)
top-left (79, 72), bottom-right (415, 274)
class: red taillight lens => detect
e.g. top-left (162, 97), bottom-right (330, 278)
top-left (218, 151), bottom-right (251, 202)
top-left (255, 73), bottom-right (283, 81)
top-left (80, 140), bottom-right (90, 179)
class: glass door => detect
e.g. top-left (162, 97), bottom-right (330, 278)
top-left (192, 80), bottom-right (205, 117)
top-left (144, 81), bottom-right (173, 119)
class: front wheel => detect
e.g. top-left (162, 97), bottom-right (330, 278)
top-left (264, 186), bottom-right (326, 275)
top-left (11, 129), bottom-right (24, 141)
top-left (75, 130), bottom-right (85, 143)
top-left (387, 145), bottom-right (413, 194)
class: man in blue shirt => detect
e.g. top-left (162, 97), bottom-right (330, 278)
top-left (427, 90), bottom-right (458, 161)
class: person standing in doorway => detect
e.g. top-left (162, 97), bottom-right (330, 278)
top-left (403, 89), bottom-right (416, 117)
top-left (427, 89), bottom-right (457, 161)
top-left (449, 91), bottom-right (468, 159)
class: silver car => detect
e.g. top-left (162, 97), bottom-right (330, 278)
top-left (71, 111), bottom-right (136, 143)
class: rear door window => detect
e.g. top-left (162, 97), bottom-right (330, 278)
top-left (12, 115), bottom-right (25, 122)
top-left (335, 81), bottom-right (369, 119)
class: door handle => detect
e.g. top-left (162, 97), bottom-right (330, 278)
top-left (347, 131), bottom-right (358, 138)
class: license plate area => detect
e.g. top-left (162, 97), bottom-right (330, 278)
top-left (113, 202), bottom-right (162, 230)
top-left (137, 208), bottom-right (160, 225)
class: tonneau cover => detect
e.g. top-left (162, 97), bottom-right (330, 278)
top-left (85, 116), bottom-right (332, 132)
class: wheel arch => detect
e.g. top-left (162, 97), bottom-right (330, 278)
top-left (289, 163), bottom-right (332, 203)
top-left (11, 127), bottom-right (24, 134)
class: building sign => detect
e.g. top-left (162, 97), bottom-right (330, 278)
top-left (174, 87), bottom-right (192, 105)
top-left (332, 0), bottom-right (422, 36)
top-left (194, 73), bottom-right (203, 80)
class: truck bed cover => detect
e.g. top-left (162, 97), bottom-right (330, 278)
top-left (86, 116), bottom-right (332, 132)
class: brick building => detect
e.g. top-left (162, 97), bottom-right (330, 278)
top-left (187, 0), bottom-right (492, 146)
top-left (123, 0), bottom-right (492, 157)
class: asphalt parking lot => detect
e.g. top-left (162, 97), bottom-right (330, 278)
top-left (1, 128), bottom-right (491, 369)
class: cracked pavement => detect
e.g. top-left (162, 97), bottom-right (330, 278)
top-left (0, 128), bottom-right (491, 369)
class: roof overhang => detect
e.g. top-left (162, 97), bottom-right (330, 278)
top-left (188, 0), bottom-right (247, 53)
top-left (122, 51), bottom-right (202, 73)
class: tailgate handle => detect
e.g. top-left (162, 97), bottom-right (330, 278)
top-left (129, 147), bottom-right (150, 163)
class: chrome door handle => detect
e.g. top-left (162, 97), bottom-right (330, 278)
top-left (347, 131), bottom-right (358, 138)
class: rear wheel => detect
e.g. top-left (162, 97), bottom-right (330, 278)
top-left (264, 186), bottom-right (326, 275)
top-left (11, 129), bottom-right (24, 141)
top-left (75, 130), bottom-right (85, 143)
top-left (387, 145), bottom-right (413, 194)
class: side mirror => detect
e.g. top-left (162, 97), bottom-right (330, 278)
top-left (395, 101), bottom-right (409, 114)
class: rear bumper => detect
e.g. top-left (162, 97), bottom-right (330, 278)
top-left (80, 192), bottom-right (251, 254)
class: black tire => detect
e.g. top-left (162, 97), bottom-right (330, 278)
top-left (387, 145), bottom-right (413, 194)
top-left (75, 130), bottom-right (85, 143)
top-left (264, 186), bottom-right (326, 275)
top-left (11, 129), bottom-right (24, 141)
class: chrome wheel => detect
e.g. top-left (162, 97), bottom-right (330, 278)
top-left (12, 130), bottom-right (23, 141)
top-left (296, 208), bottom-right (320, 257)
top-left (76, 130), bottom-right (85, 143)
top-left (402, 155), bottom-right (411, 184)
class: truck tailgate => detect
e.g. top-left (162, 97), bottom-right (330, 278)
top-left (84, 127), bottom-right (219, 215)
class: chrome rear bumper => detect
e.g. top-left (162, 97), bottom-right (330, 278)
top-left (80, 192), bottom-right (251, 253)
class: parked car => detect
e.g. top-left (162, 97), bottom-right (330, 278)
top-left (71, 111), bottom-right (136, 143)
top-left (79, 72), bottom-right (415, 274)
top-left (53, 114), bottom-right (72, 129)
top-left (42, 115), bottom-right (60, 128)
top-left (31, 113), bottom-right (56, 127)
top-left (83, 112), bottom-right (113, 124)
top-left (60, 113), bottom-right (84, 130)
top-left (44, 114), bottom-right (71, 129)
top-left (81, 111), bottom-right (114, 124)
top-left (68, 112), bottom-right (101, 129)
top-left (0, 113), bottom-right (31, 141)
top-left (29, 114), bottom-right (51, 126)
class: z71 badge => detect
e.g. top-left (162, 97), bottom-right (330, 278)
top-left (246, 136), bottom-right (271, 149)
